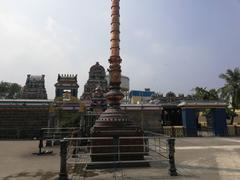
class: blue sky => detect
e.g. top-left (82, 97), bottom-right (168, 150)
top-left (0, 0), bottom-right (239, 98)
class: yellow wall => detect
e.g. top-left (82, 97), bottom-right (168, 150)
top-left (234, 109), bottom-right (240, 124)
top-left (130, 96), bottom-right (142, 104)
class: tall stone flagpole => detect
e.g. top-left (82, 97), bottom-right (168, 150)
top-left (91, 0), bottom-right (144, 164)
top-left (93, 0), bottom-right (130, 128)
top-left (107, 0), bottom-right (123, 107)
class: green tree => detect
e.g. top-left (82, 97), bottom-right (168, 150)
top-left (219, 68), bottom-right (240, 124)
top-left (193, 87), bottom-right (219, 127)
top-left (219, 68), bottom-right (240, 109)
top-left (225, 108), bottom-right (238, 125)
top-left (0, 81), bottom-right (22, 99)
top-left (193, 87), bottom-right (219, 101)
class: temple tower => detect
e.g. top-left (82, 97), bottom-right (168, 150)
top-left (81, 62), bottom-right (108, 107)
top-left (55, 74), bottom-right (79, 102)
top-left (21, 74), bottom-right (47, 99)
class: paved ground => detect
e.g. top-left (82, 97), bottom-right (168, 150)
top-left (0, 137), bottom-right (240, 180)
top-left (175, 137), bottom-right (240, 180)
top-left (0, 141), bottom-right (60, 180)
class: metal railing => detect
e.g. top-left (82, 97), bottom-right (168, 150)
top-left (42, 127), bottom-right (81, 141)
top-left (36, 127), bottom-right (81, 155)
top-left (36, 111), bottom-right (99, 155)
top-left (80, 112), bottom-right (99, 136)
top-left (59, 132), bottom-right (177, 180)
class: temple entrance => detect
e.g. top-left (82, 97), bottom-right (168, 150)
top-left (197, 109), bottom-right (215, 137)
top-left (55, 74), bottom-right (79, 102)
top-left (179, 101), bottom-right (228, 137)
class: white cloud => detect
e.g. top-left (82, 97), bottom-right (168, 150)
top-left (150, 42), bottom-right (168, 55)
top-left (45, 17), bottom-right (57, 32)
top-left (0, 10), bottom-right (75, 98)
top-left (0, 0), bottom-right (239, 99)
top-left (0, 1), bottom-right (111, 99)
top-left (134, 29), bottom-right (152, 40)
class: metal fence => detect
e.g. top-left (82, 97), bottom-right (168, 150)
top-left (36, 112), bottom-right (99, 155)
top-left (80, 112), bottom-right (99, 136)
top-left (36, 127), bottom-right (81, 155)
top-left (59, 132), bottom-right (177, 180)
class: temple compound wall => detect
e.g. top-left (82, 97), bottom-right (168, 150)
top-left (121, 105), bottom-right (163, 132)
top-left (0, 99), bottom-right (52, 139)
top-left (0, 74), bottom-right (51, 139)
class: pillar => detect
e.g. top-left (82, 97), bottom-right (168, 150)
top-left (59, 140), bottom-right (68, 180)
top-left (212, 108), bottom-right (227, 136)
top-left (181, 108), bottom-right (197, 136)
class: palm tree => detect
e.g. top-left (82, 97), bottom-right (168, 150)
top-left (219, 68), bottom-right (240, 109)
top-left (219, 68), bottom-right (240, 124)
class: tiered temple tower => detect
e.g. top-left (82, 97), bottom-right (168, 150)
top-left (55, 74), bottom-right (79, 101)
top-left (21, 74), bottom-right (47, 99)
top-left (81, 62), bottom-right (108, 106)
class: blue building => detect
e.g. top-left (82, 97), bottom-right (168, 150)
top-left (129, 88), bottom-right (155, 104)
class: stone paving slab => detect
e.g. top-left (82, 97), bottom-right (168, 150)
top-left (0, 138), bottom-right (240, 180)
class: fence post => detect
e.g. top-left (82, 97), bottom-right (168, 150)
top-left (113, 136), bottom-right (119, 160)
top-left (171, 126), bottom-right (176, 137)
top-left (183, 127), bottom-right (186, 137)
top-left (234, 125), bottom-right (237, 136)
top-left (46, 128), bottom-right (52, 147)
top-left (38, 129), bottom-right (44, 154)
top-left (59, 140), bottom-right (68, 180)
top-left (167, 138), bottom-right (177, 176)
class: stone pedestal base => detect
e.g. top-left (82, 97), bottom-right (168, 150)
top-left (89, 106), bottom-right (148, 168)
top-left (90, 124), bottom-right (147, 167)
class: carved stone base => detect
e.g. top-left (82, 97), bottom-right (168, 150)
top-left (90, 108), bottom-right (147, 167)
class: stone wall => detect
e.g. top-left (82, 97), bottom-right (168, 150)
top-left (125, 110), bottom-right (162, 132)
top-left (233, 110), bottom-right (240, 124)
top-left (0, 100), bottom-right (51, 139)
top-left (0, 108), bottom-right (49, 139)
top-left (227, 125), bottom-right (240, 136)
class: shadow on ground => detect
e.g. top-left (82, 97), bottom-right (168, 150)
top-left (3, 171), bottom-right (58, 180)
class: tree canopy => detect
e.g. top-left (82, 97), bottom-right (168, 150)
top-left (219, 67), bottom-right (240, 110)
top-left (193, 87), bottom-right (219, 101)
top-left (0, 81), bottom-right (22, 99)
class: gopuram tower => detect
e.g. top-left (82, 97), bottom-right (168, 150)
top-left (91, 0), bottom-right (144, 162)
